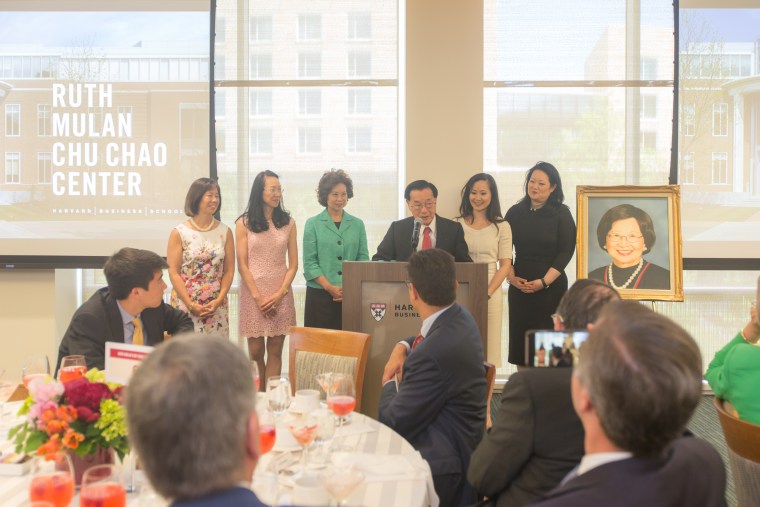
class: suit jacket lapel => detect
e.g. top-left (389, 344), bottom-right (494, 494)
top-left (103, 289), bottom-right (126, 343)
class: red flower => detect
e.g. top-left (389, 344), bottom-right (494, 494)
top-left (63, 378), bottom-right (113, 421)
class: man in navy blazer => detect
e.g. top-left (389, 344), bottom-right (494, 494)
top-left (530, 301), bottom-right (726, 507)
top-left (379, 248), bottom-right (486, 506)
top-left (56, 247), bottom-right (193, 371)
top-left (372, 180), bottom-right (472, 262)
top-left (127, 335), bottom-right (268, 507)
top-left (468, 279), bottom-right (620, 507)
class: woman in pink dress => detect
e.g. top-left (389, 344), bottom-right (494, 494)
top-left (236, 170), bottom-right (298, 385)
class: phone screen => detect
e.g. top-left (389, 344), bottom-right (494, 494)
top-left (525, 329), bottom-right (589, 368)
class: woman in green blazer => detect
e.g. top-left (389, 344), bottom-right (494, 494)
top-left (303, 169), bottom-right (369, 329)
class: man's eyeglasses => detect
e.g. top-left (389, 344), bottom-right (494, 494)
top-left (408, 200), bottom-right (436, 212)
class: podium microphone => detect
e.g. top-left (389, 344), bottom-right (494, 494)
top-left (411, 217), bottom-right (422, 251)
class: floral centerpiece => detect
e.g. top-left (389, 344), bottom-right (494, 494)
top-left (9, 369), bottom-right (129, 463)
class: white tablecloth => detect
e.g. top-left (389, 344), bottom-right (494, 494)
top-left (0, 403), bottom-right (437, 507)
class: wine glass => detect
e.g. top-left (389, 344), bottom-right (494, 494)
top-left (80, 464), bottom-right (127, 507)
top-left (28, 454), bottom-right (75, 507)
top-left (258, 408), bottom-right (277, 455)
top-left (315, 372), bottom-right (334, 401)
top-left (22, 355), bottom-right (50, 388)
top-left (310, 407), bottom-right (335, 464)
top-left (266, 375), bottom-right (291, 419)
top-left (58, 355), bottom-right (87, 383)
top-left (327, 373), bottom-right (356, 451)
top-left (320, 466), bottom-right (364, 506)
top-left (287, 412), bottom-right (318, 474)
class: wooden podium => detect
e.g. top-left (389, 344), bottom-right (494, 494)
top-left (342, 261), bottom-right (488, 418)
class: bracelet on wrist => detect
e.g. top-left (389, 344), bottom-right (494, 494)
top-left (540, 278), bottom-right (549, 289)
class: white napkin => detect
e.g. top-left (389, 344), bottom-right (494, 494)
top-left (333, 420), bottom-right (376, 438)
top-left (331, 451), bottom-right (439, 507)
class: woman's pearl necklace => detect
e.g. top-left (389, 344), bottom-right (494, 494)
top-left (189, 217), bottom-right (215, 232)
top-left (607, 258), bottom-right (644, 290)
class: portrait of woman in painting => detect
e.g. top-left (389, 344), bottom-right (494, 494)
top-left (588, 204), bottom-right (670, 290)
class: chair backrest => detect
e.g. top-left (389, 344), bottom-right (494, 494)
top-left (714, 397), bottom-right (760, 507)
top-left (288, 327), bottom-right (371, 411)
top-left (484, 361), bottom-right (496, 429)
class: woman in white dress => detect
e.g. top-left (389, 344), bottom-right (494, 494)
top-left (456, 173), bottom-right (512, 366)
top-left (167, 178), bottom-right (235, 337)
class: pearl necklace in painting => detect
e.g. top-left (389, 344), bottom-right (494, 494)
top-left (189, 217), bottom-right (215, 232)
top-left (607, 258), bottom-right (644, 290)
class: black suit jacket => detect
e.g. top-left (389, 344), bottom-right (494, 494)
top-left (468, 368), bottom-right (584, 507)
top-left (171, 487), bottom-right (268, 507)
top-left (379, 304), bottom-right (486, 507)
top-left (372, 215), bottom-right (472, 262)
top-left (529, 436), bottom-right (726, 507)
top-left (57, 287), bottom-right (194, 371)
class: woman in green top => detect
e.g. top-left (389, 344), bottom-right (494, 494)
top-left (303, 169), bottom-right (369, 329)
top-left (706, 285), bottom-right (760, 425)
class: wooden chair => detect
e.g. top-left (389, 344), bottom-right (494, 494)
top-left (713, 397), bottom-right (760, 507)
top-left (484, 361), bottom-right (496, 429)
top-left (288, 327), bottom-right (371, 411)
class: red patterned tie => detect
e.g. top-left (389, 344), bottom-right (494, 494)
top-left (411, 333), bottom-right (424, 350)
top-left (421, 226), bottom-right (432, 250)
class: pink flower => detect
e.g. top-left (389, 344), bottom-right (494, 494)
top-left (28, 377), bottom-right (64, 405)
top-left (29, 400), bottom-right (59, 427)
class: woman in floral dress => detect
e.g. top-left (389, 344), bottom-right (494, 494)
top-left (236, 170), bottom-right (297, 385)
top-left (167, 178), bottom-right (235, 337)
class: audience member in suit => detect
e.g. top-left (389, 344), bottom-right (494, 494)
top-left (379, 248), bottom-right (486, 506)
top-left (705, 275), bottom-right (760, 425)
top-left (56, 247), bottom-right (193, 371)
top-left (372, 180), bottom-right (472, 262)
top-left (468, 279), bottom-right (620, 507)
top-left (530, 301), bottom-right (726, 507)
top-left (127, 335), bottom-right (267, 507)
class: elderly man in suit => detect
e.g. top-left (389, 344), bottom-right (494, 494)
top-left (468, 279), bottom-right (620, 507)
top-left (372, 179), bottom-right (472, 262)
top-left (379, 248), bottom-right (486, 506)
top-left (56, 247), bottom-right (193, 371)
top-left (530, 301), bottom-right (726, 507)
top-left (127, 335), bottom-right (267, 507)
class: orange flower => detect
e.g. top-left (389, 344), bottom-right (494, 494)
top-left (45, 419), bottom-right (67, 436)
top-left (37, 435), bottom-right (61, 458)
top-left (56, 405), bottom-right (78, 423)
top-left (62, 430), bottom-right (85, 450)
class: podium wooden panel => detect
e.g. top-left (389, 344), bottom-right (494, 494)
top-left (342, 261), bottom-right (488, 418)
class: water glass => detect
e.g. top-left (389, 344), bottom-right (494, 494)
top-left (266, 375), bottom-right (291, 418)
top-left (310, 408), bottom-right (336, 464)
top-left (80, 464), bottom-right (127, 507)
top-left (28, 454), bottom-right (75, 507)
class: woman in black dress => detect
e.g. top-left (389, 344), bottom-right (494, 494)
top-left (505, 162), bottom-right (576, 366)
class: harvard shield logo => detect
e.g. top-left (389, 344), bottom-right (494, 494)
top-left (370, 303), bottom-right (386, 322)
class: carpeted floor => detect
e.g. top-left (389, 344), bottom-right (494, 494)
top-left (489, 392), bottom-right (735, 506)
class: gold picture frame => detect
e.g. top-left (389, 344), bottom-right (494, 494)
top-left (576, 185), bottom-right (683, 302)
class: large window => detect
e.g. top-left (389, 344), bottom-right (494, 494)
top-left (214, 0), bottom-right (399, 346)
top-left (485, 0), bottom-right (674, 373)
top-left (678, 6), bottom-right (760, 258)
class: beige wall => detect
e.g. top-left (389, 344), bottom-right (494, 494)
top-left (0, 1), bottom-right (485, 379)
top-left (406, 0), bottom-right (483, 217)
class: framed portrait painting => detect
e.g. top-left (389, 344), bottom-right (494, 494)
top-left (576, 185), bottom-right (683, 302)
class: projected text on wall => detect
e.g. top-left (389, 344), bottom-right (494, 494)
top-left (50, 83), bottom-right (167, 197)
